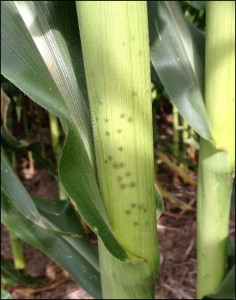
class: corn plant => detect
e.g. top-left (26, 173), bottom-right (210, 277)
top-left (1, 1), bottom-right (235, 299)
top-left (197, 2), bottom-right (235, 298)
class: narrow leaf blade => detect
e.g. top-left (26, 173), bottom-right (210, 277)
top-left (1, 192), bottom-right (102, 299)
top-left (148, 1), bottom-right (213, 141)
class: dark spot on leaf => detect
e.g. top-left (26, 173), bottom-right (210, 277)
top-left (113, 162), bottom-right (125, 169)
top-left (117, 176), bottom-right (123, 182)
top-left (134, 222), bottom-right (138, 226)
top-left (128, 117), bottom-right (132, 123)
top-left (125, 209), bottom-right (131, 214)
top-left (117, 129), bottom-right (122, 133)
top-left (113, 162), bottom-right (119, 168)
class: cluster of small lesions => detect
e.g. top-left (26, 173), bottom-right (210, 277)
top-left (116, 173), bottom-right (136, 190)
top-left (102, 113), bottom-right (136, 190)
top-left (119, 113), bottom-right (133, 123)
top-left (104, 153), bottom-right (135, 190)
top-left (125, 203), bottom-right (149, 227)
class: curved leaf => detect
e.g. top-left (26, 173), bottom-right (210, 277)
top-left (187, 21), bottom-right (205, 65)
top-left (148, 1), bottom-right (213, 141)
top-left (1, 289), bottom-right (13, 300)
top-left (59, 124), bottom-right (128, 260)
top-left (1, 148), bottom-right (44, 227)
top-left (1, 2), bottom-right (67, 122)
top-left (1, 256), bottom-right (43, 287)
top-left (1, 192), bottom-right (102, 299)
top-left (1, 1), bottom-right (127, 261)
top-left (33, 197), bottom-right (99, 270)
top-left (13, 1), bottom-right (95, 166)
top-left (1, 148), bottom-right (78, 238)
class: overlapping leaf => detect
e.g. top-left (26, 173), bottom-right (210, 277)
top-left (1, 256), bottom-right (43, 287)
top-left (148, 1), bottom-right (213, 141)
top-left (1, 148), bottom-right (78, 237)
top-left (1, 192), bottom-right (102, 298)
top-left (1, 1), bottom-right (127, 261)
top-left (33, 197), bottom-right (99, 270)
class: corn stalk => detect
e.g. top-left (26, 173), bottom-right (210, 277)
top-left (197, 2), bottom-right (235, 298)
top-left (76, 2), bottom-right (158, 298)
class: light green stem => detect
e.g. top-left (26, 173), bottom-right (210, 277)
top-left (49, 112), bottom-right (67, 200)
top-left (76, 2), bottom-right (158, 298)
top-left (197, 2), bottom-right (235, 298)
top-left (172, 103), bottom-right (179, 158)
top-left (9, 230), bottom-right (25, 270)
top-left (8, 153), bottom-right (26, 270)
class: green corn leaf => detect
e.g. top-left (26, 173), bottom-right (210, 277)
top-left (1, 148), bottom-right (45, 227)
top-left (1, 125), bottom-right (58, 176)
top-left (1, 289), bottom-right (13, 300)
top-left (1, 256), bottom-right (43, 287)
top-left (59, 123), bottom-right (127, 260)
top-left (1, 192), bottom-right (102, 299)
top-left (1, 148), bottom-right (78, 238)
top-left (187, 20), bottom-right (205, 66)
top-left (32, 197), bottom-right (99, 270)
top-left (1, 127), bottom-right (30, 149)
top-left (2, 183), bottom-right (99, 270)
top-left (1, 1), bottom-right (127, 261)
top-left (148, 1), bottom-right (213, 141)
